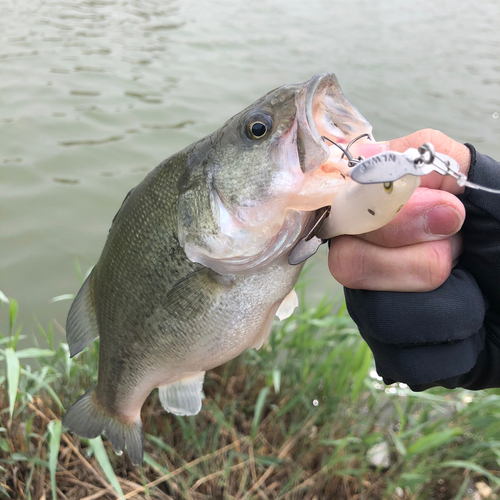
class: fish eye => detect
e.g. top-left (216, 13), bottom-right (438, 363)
top-left (251, 122), bottom-right (267, 137)
top-left (383, 182), bottom-right (393, 194)
top-left (245, 114), bottom-right (272, 140)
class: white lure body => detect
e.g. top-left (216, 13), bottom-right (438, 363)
top-left (317, 174), bottom-right (421, 239)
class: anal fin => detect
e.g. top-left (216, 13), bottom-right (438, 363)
top-left (66, 272), bottom-right (99, 357)
top-left (159, 372), bottom-right (205, 416)
top-left (275, 288), bottom-right (298, 321)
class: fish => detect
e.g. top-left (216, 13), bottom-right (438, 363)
top-left (62, 73), bottom-right (418, 464)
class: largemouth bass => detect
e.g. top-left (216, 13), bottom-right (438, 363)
top-left (62, 73), bottom-right (418, 464)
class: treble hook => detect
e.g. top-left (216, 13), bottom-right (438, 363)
top-left (321, 133), bottom-right (371, 167)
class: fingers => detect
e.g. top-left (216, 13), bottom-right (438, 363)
top-left (358, 187), bottom-right (465, 248)
top-left (327, 129), bottom-right (471, 292)
top-left (327, 185), bottom-right (465, 292)
top-left (388, 129), bottom-right (471, 194)
top-left (328, 234), bottom-right (460, 292)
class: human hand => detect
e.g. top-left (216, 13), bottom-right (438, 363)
top-left (328, 129), bottom-right (470, 292)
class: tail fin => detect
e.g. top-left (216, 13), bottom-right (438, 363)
top-left (62, 387), bottom-right (144, 465)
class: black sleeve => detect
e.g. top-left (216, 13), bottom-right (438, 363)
top-left (344, 145), bottom-right (500, 391)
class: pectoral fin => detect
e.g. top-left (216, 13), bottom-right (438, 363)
top-left (159, 372), bottom-right (205, 416)
top-left (164, 268), bottom-right (228, 318)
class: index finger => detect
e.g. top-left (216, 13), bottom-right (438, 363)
top-left (388, 129), bottom-right (471, 195)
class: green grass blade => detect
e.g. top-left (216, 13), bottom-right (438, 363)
top-left (40, 382), bottom-right (65, 412)
top-left (389, 430), bottom-right (407, 457)
top-left (15, 348), bottom-right (55, 359)
top-left (11, 326), bottom-right (22, 350)
top-left (145, 434), bottom-right (176, 455)
top-left (20, 369), bottom-right (65, 411)
top-left (0, 483), bottom-right (9, 497)
top-left (9, 299), bottom-right (18, 337)
top-left (272, 369), bottom-right (281, 394)
top-left (0, 335), bottom-right (26, 346)
top-left (0, 289), bottom-right (9, 304)
top-left (407, 428), bottom-right (463, 455)
top-left (74, 259), bottom-right (83, 285)
top-left (50, 294), bottom-right (75, 303)
top-left (251, 386), bottom-right (270, 438)
top-left (351, 343), bottom-right (372, 401)
top-left (0, 436), bottom-right (10, 452)
top-left (24, 465), bottom-right (36, 500)
top-left (16, 347), bottom-right (55, 359)
top-left (48, 323), bottom-right (54, 349)
top-left (453, 476), bottom-right (470, 500)
top-left (143, 453), bottom-right (170, 475)
top-left (89, 437), bottom-right (124, 499)
top-left (441, 460), bottom-right (500, 487)
top-left (48, 420), bottom-right (62, 500)
top-left (5, 348), bottom-right (20, 419)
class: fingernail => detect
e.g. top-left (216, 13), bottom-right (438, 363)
top-left (426, 206), bottom-right (463, 235)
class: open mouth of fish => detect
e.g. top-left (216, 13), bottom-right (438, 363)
top-left (180, 73), bottom-right (391, 274)
top-left (291, 73), bottom-right (388, 211)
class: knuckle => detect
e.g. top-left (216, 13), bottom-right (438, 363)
top-left (328, 236), bottom-right (368, 289)
top-left (423, 129), bottom-right (452, 155)
top-left (417, 128), bottom-right (440, 142)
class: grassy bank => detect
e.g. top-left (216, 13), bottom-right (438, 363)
top-left (1, 288), bottom-right (500, 500)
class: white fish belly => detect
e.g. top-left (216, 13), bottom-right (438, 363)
top-left (154, 257), bottom-right (301, 382)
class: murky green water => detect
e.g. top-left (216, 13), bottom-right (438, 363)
top-left (1, 0), bottom-right (499, 344)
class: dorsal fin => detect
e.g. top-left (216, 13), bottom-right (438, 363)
top-left (66, 272), bottom-right (99, 357)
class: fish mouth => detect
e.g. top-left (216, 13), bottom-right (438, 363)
top-left (286, 73), bottom-right (388, 213)
top-left (302, 73), bottom-right (382, 176)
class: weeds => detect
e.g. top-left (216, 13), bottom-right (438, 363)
top-left (1, 287), bottom-right (500, 499)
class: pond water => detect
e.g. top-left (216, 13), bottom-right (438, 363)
top-left (1, 0), bottom-right (499, 345)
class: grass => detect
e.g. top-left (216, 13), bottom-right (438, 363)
top-left (1, 285), bottom-right (500, 500)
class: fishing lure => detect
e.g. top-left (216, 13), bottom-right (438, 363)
top-left (351, 142), bottom-right (500, 194)
top-left (288, 141), bottom-right (500, 266)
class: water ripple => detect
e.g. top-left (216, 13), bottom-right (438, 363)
top-left (141, 120), bottom-right (194, 130)
top-left (125, 91), bottom-right (162, 104)
top-left (70, 90), bottom-right (102, 96)
top-left (58, 135), bottom-right (124, 147)
top-left (52, 177), bottom-right (80, 185)
top-left (74, 66), bottom-right (106, 72)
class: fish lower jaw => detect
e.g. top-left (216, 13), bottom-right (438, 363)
top-left (287, 140), bottom-right (389, 213)
top-left (319, 141), bottom-right (389, 175)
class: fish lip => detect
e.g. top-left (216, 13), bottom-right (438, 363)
top-left (301, 73), bottom-right (331, 171)
top-left (304, 73), bottom-right (327, 147)
top-left (301, 73), bottom-right (375, 174)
